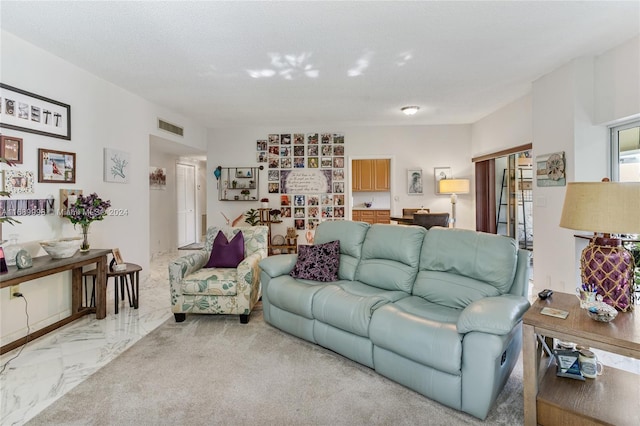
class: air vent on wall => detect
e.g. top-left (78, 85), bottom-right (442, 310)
top-left (158, 118), bottom-right (184, 137)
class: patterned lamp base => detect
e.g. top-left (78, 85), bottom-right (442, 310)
top-left (580, 237), bottom-right (634, 312)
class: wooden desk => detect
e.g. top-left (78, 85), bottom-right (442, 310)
top-left (0, 249), bottom-right (111, 355)
top-left (522, 292), bottom-right (639, 425)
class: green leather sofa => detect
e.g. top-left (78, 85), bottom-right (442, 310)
top-left (259, 221), bottom-right (530, 419)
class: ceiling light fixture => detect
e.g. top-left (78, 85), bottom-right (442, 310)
top-left (401, 106), bottom-right (420, 116)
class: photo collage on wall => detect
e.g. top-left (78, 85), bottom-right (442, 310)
top-left (257, 132), bottom-right (345, 230)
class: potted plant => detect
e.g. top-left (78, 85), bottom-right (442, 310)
top-left (65, 193), bottom-right (111, 251)
top-left (232, 180), bottom-right (238, 189)
top-left (240, 189), bottom-right (250, 200)
top-left (260, 198), bottom-right (269, 209)
top-left (270, 209), bottom-right (281, 222)
top-left (244, 208), bottom-right (261, 226)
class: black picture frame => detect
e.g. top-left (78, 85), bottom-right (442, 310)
top-left (0, 83), bottom-right (71, 140)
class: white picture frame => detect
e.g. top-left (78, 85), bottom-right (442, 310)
top-left (104, 148), bottom-right (130, 183)
top-left (407, 169), bottom-right (423, 195)
top-left (434, 167), bottom-right (452, 194)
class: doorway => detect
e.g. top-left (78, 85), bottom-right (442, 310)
top-left (473, 144), bottom-right (533, 250)
top-left (495, 151), bottom-right (533, 250)
top-left (176, 163), bottom-right (196, 247)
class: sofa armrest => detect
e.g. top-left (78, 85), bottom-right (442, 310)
top-left (457, 295), bottom-right (531, 335)
top-left (259, 254), bottom-right (298, 278)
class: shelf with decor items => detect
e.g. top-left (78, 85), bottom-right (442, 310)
top-left (522, 292), bottom-right (639, 425)
top-left (258, 208), bottom-right (297, 255)
top-left (218, 166), bottom-right (262, 201)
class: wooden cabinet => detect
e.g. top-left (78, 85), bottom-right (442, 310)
top-left (352, 210), bottom-right (390, 224)
top-left (352, 159), bottom-right (390, 192)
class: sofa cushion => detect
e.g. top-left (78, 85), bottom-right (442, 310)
top-left (289, 240), bottom-right (340, 282)
top-left (205, 230), bottom-right (244, 268)
top-left (266, 275), bottom-right (332, 319)
top-left (314, 221), bottom-right (370, 281)
top-left (312, 283), bottom-right (402, 337)
top-left (355, 224), bottom-right (425, 292)
top-left (370, 300), bottom-right (463, 375)
top-left (419, 228), bottom-right (518, 295)
top-left (181, 268), bottom-right (238, 296)
top-left (413, 270), bottom-right (501, 310)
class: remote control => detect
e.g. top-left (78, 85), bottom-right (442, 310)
top-left (538, 289), bottom-right (553, 300)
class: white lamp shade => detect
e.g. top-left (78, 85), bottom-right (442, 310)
top-left (559, 182), bottom-right (640, 235)
top-left (439, 179), bottom-right (470, 194)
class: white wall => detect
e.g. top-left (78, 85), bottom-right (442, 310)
top-left (149, 149), bottom-right (179, 256)
top-left (208, 125), bottom-right (473, 232)
top-left (471, 36), bottom-right (638, 296)
top-left (471, 94), bottom-right (533, 158)
top-left (0, 31), bottom-right (207, 346)
top-left (595, 35), bottom-right (640, 125)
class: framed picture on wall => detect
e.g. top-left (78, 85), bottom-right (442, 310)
top-left (38, 148), bottom-right (76, 183)
top-left (434, 167), bottom-right (452, 194)
top-left (0, 83), bottom-right (71, 140)
top-left (0, 135), bottom-right (23, 164)
top-left (407, 169), bottom-right (423, 195)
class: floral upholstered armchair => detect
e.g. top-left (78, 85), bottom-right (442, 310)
top-left (169, 225), bottom-right (268, 323)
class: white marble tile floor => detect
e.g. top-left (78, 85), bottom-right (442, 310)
top-left (0, 251), bottom-right (178, 426)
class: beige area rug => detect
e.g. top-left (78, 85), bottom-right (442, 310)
top-left (29, 307), bottom-right (524, 425)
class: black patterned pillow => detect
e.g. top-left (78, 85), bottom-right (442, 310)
top-left (289, 240), bottom-right (340, 282)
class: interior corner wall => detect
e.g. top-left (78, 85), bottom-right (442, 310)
top-left (0, 31), bottom-right (206, 346)
top-left (149, 150), bottom-right (179, 256)
top-left (208, 125), bottom-right (473, 231)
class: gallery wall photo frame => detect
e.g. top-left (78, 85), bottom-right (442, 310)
top-left (407, 169), bottom-right (424, 195)
top-left (0, 135), bottom-right (23, 164)
top-left (434, 167), bottom-right (452, 194)
top-left (3, 169), bottom-right (35, 194)
top-left (104, 148), bottom-right (130, 183)
top-left (0, 83), bottom-right (71, 140)
top-left (38, 148), bottom-right (76, 183)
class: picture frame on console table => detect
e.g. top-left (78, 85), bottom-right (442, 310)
top-left (0, 83), bottom-right (71, 140)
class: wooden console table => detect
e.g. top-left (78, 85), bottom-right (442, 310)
top-left (522, 292), bottom-right (639, 425)
top-left (0, 249), bottom-right (111, 355)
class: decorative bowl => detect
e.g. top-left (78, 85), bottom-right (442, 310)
top-left (39, 237), bottom-right (82, 259)
top-left (585, 301), bottom-right (618, 323)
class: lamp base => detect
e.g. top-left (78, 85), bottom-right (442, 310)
top-left (580, 237), bottom-right (634, 312)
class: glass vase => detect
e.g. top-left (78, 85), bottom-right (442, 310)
top-left (80, 224), bottom-right (91, 252)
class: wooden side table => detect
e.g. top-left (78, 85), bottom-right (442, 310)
top-left (522, 292), bottom-right (639, 425)
top-left (83, 263), bottom-right (142, 314)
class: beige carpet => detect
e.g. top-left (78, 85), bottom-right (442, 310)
top-left (29, 306), bottom-right (524, 425)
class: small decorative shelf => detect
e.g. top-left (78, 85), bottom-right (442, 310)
top-left (218, 166), bottom-right (262, 201)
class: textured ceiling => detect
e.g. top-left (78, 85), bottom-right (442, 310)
top-left (1, 1), bottom-right (638, 128)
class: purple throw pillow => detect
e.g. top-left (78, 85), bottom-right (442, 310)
top-left (289, 240), bottom-right (340, 282)
top-left (205, 231), bottom-right (245, 268)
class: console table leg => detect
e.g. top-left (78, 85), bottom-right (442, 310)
top-left (523, 323), bottom-right (538, 425)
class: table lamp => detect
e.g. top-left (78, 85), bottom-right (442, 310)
top-left (559, 181), bottom-right (640, 311)
top-left (439, 178), bottom-right (470, 228)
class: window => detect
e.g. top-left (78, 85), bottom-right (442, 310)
top-left (611, 121), bottom-right (640, 182)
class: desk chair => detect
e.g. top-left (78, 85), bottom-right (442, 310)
top-left (413, 212), bottom-right (450, 230)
